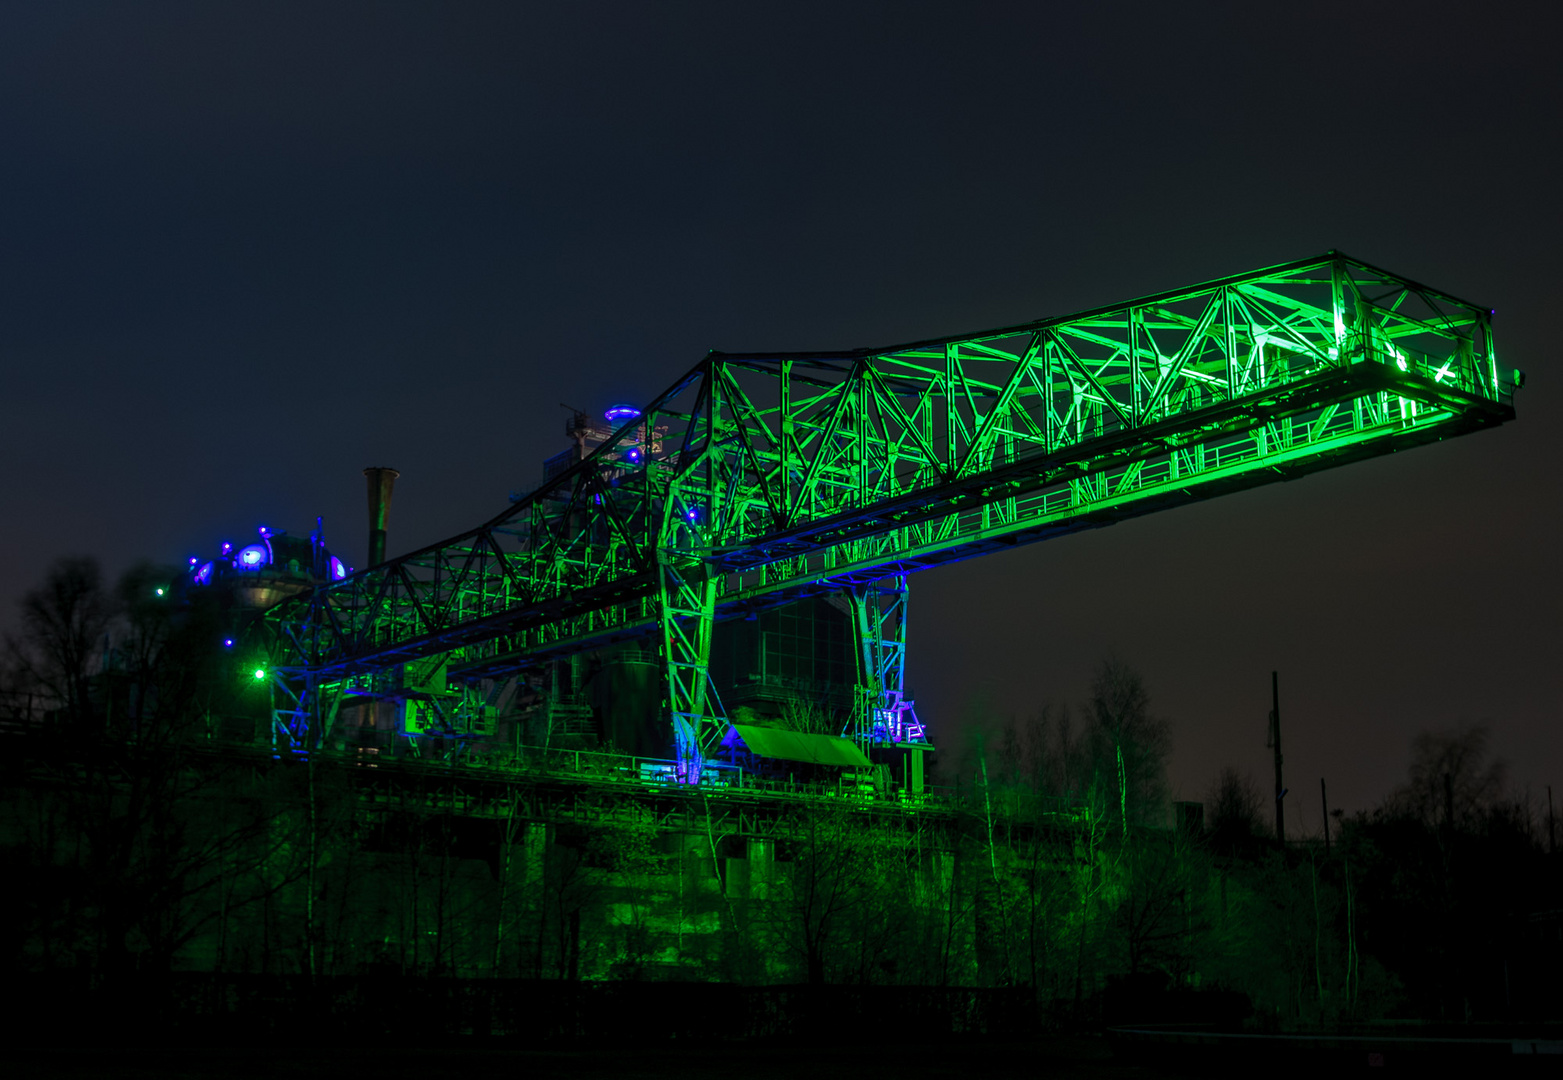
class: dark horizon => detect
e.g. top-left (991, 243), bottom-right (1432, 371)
top-left (3, 2), bottom-right (1559, 817)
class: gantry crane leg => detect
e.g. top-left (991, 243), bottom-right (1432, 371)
top-left (848, 576), bottom-right (923, 750)
top-left (657, 554), bottom-right (724, 781)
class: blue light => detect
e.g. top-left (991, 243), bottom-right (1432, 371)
top-left (221, 542), bottom-right (232, 554)
top-left (188, 557), bottom-right (198, 566)
top-left (604, 403), bottom-right (642, 424)
top-left (193, 562), bottom-right (214, 585)
top-left (328, 556), bottom-right (346, 581)
top-left (223, 638), bottom-right (234, 648)
top-left (627, 448), bottom-right (641, 463)
top-left (236, 544), bottom-right (269, 569)
top-left (258, 525), bottom-right (270, 537)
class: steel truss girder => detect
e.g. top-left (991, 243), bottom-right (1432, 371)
top-left (262, 252), bottom-right (1515, 754)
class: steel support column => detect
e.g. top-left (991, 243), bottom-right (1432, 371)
top-left (848, 576), bottom-right (923, 749)
top-left (657, 553), bottom-right (723, 781)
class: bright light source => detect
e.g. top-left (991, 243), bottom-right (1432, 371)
top-left (237, 544), bottom-right (269, 568)
top-left (155, 587), bottom-right (165, 596)
top-left (252, 668), bottom-right (266, 681)
top-left (223, 639), bottom-right (234, 648)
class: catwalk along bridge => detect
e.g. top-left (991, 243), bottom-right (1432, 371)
top-left (262, 252), bottom-right (1516, 768)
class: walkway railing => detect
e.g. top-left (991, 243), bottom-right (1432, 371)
top-left (477, 743), bottom-right (960, 808)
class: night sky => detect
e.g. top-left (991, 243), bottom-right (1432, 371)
top-left (4, 3), bottom-right (1559, 822)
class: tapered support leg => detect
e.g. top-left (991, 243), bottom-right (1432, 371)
top-left (847, 575), bottom-right (924, 749)
top-left (658, 555), bottom-right (723, 781)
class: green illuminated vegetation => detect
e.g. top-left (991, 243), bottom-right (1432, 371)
top-left (3, 571), bottom-right (1557, 1032)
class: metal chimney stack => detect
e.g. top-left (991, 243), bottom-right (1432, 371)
top-left (363, 467), bottom-right (400, 567)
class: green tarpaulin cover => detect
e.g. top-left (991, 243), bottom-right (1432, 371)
top-left (731, 724), bottom-right (872, 768)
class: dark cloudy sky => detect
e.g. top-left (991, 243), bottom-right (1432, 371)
top-left (3, 2), bottom-right (1559, 821)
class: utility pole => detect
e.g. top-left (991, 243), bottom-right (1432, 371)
top-left (1548, 785), bottom-right (1556, 856)
top-left (1321, 778), bottom-right (1331, 854)
top-left (1268, 671), bottom-right (1286, 844)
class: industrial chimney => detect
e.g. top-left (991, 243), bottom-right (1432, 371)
top-left (363, 467), bottom-right (400, 567)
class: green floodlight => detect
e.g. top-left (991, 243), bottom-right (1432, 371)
top-left (252, 667), bottom-right (266, 682)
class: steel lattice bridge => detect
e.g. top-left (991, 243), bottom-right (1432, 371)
top-left (259, 252), bottom-right (1516, 775)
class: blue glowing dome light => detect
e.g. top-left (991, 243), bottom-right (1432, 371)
top-left (236, 544), bottom-right (270, 570)
top-left (329, 555), bottom-right (346, 581)
top-left (604, 403), bottom-right (642, 425)
top-left (192, 562), bottom-right (214, 586)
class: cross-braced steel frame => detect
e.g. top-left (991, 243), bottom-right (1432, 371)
top-left (257, 252), bottom-right (1516, 767)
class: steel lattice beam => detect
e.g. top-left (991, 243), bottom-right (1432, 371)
top-left (258, 252), bottom-right (1516, 756)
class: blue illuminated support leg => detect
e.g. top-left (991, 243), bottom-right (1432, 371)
top-left (266, 670), bottom-right (347, 754)
top-left (848, 576), bottom-right (925, 751)
top-left (658, 554), bottom-right (724, 783)
top-left (270, 674), bottom-right (310, 753)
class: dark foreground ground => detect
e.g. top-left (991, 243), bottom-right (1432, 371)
top-left (3, 1041), bottom-right (1167, 1080)
top-left (11, 1034), bottom-right (1563, 1077)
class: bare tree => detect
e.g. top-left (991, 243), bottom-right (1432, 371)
top-left (776, 692), bottom-right (839, 736)
top-left (6, 556), bottom-right (115, 720)
top-left (1388, 723), bottom-right (1506, 829)
top-left (1207, 766), bottom-right (1268, 852)
top-left (1087, 658), bottom-right (1171, 830)
top-left (771, 807), bottom-right (872, 984)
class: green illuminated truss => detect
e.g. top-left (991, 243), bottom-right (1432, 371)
top-left (265, 253), bottom-right (1515, 759)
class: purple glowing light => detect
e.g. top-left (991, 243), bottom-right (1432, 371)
top-left (236, 544), bottom-right (269, 569)
top-left (626, 448), bottom-right (641, 462)
top-left (193, 562), bottom-right (214, 586)
top-left (223, 638), bottom-right (234, 648)
top-left (329, 556), bottom-right (346, 581)
top-left (604, 403), bottom-right (642, 424)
